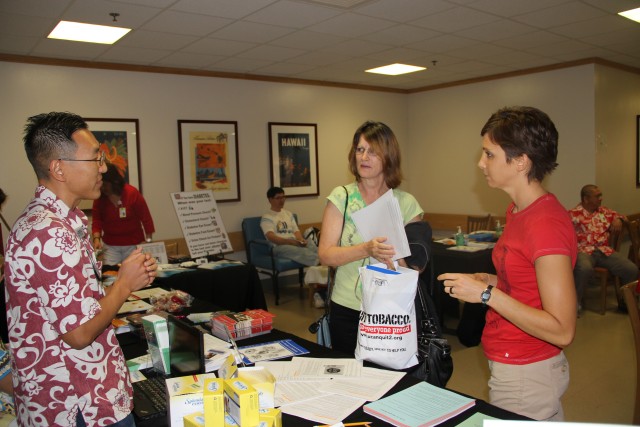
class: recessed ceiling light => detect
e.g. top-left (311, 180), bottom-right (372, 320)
top-left (366, 63), bottom-right (426, 76)
top-left (618, 7), bottom-right (640, 23)
top-left (48, 21), bottom-right (131, 44)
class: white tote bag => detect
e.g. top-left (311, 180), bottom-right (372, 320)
top-left (355, 264), bottom-right (419, 370)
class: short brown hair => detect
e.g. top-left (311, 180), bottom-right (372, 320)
top-left (480, 106), bottom-right (558, 182)
top-left (348, 121), bottom-right (403, 188)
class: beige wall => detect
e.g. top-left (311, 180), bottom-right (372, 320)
top-left (405, 64), bottom-right (597, 217)
top-left (595, 65), bottom-right (640, 215)
top-left (1, 60), bottom-right (639, 249)
top-left (0, 61), bottom-right (407, 242)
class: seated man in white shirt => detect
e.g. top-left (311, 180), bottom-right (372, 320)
top-left (260, 186), bottom-right (319, 266)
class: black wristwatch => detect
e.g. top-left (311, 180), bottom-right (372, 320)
top-left (481, 284), bottom-right (494, 306)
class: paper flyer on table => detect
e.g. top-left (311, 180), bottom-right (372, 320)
top-left (128, 287), bottom-right (170, 301)
top-left (290, 357), bottom-right (363, 378)
top-left (279, 393), bottom-right (366, 426)
top-left (456, 412), bottom-right (497, 427)
top-left (350, 189), bottom-right (410, 262)
top-left (117, 300), bottom-right (153, 314)
top-left (317, 366), bottom-right (405, 401)
top-left (275, 380), bottom-right (331, 406)
top-left (237, 339), bottom-right (309, 364)
top-left (446, 245), bottom-right (485, 252)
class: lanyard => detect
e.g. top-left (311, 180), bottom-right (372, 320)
top-left (73, 224), bottom-right (102, 281)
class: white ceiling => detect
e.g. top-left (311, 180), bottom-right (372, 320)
top-left (1, 0), bottom-right (639, 91)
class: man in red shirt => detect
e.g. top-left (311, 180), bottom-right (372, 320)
top-left (568, 184), bottom-right (638, 312)
top-left (4, 112), bottom-right (157, 426)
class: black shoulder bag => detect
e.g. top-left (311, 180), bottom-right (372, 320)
top-left (408, 279), bottom-right (454, 387)
top-left (309, 186), bottom-right (348, 348)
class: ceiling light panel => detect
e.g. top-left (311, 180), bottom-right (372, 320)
top-left (48, 21), bottom-right (130, 44)
top-left (366, 63), bottom-right (426, 75)
top-left (618, 7), bottom-right (640, 23)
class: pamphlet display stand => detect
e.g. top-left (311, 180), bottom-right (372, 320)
top-left (170, 190), bottom-right (233, 260)
top-left (142, 312), bottom-right (171, 375)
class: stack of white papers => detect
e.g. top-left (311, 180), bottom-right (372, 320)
top-left (446, 246), bottom-right (485, 252)
top-left (197, 260), bottom-right (244, 270)
top-left (253, 358), bottom-right (405, 426)
top-left (364, 381), bottom-right (475, 427)
top-left (467, 241), bottom-right (495, 249)
top-left (351, 189), bottom-right (410, 263)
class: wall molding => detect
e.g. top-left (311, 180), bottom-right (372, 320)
top-left (2, 53), bottom-right (638, 96)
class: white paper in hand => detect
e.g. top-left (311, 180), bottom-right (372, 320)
top-left (350, 189), bottom-right (410, 263)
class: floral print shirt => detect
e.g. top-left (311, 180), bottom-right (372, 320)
top-left (4, 186), bottom-right (132, 426)
top-left (568, 204), bottom-right (623, 256)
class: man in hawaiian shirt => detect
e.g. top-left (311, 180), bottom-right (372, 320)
top-left (568, 184), bottom-right (638, 312)
top-left (4, 112), bottom-right (158, 426)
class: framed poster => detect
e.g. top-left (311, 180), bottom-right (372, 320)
top-left (86, 118), bottom-right (142, 191)
top-left (268, 122), bottom-right (319, 197)
top-left (178, 120), bottom-right (240, 202)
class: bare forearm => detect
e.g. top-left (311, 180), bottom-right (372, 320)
top-left (440, 257), bottom-right (576, 348)
top-left (60, 249), bottom-right (157, 349)
top-left (319, 242), bottom-right (369, 267)
top-left (486, 287), bottom-right (575, 347)
top-left (481, 257), bottom-right (576, 347)
top-left (60, 282), bottom-right (130, 349)
top-left (266, 232), bottom-right (302, 246)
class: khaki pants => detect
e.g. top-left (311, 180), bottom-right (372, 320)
top-left (488, 351), bottom-right (569, 421)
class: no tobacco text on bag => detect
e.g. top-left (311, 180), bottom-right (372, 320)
top-left (355, 264), bottom-right (419, 370)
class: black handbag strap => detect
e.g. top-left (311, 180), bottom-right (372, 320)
top-left (415, 276), bottom-right (442, 337)
top-left (324, 186), bottom-right (349, 316)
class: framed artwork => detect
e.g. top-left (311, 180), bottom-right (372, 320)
top-left (268, 122), bottom-right (319, 197)
top-left (86, 118), bottom-right (142, 191)
top-left (637, 115), bottom-right (640, 187)
top-left (178, 120), bottom-right (241, 202)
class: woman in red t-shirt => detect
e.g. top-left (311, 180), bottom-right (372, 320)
top-left (438, 107), bottom-right (577, 421)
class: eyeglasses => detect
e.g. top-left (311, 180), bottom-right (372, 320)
top-left (59, 151), bottom-right (106, 167)
top-left (355, 146), bottom-right (378, 157)
top-left (273, 195), bottom-right (286, 200)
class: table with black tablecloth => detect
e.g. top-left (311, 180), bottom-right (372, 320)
top-left (118, 321), bottom-right (530, 427)
top-left (154, 263), bottom-right (267, 312)
top-left (432, 242), bottom-right (496, 346)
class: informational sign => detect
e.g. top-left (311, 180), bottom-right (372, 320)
top-left (170, 190), bottom-right (233, 258)
top-left (138, 241), bottom-right (169, 264)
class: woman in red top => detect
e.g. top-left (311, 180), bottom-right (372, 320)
top-left (438, 107), bottom-right (577, 421)
top-left (92, 163), bottom-right (155, 266)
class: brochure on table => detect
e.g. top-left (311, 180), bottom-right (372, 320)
top-left (170, 190), bottom-right (233, 258)
top-left (137, 241), bottom-right (169, 264)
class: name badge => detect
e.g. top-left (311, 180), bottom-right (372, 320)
top-left (119, 207), bottom-right (127, 218)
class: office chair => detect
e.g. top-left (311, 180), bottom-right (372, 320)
top-left (467, 214), bottom-right (491, 233)
top-left (241, 216), bottom-right (304, 305)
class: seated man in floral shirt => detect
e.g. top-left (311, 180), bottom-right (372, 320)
top-left (568, 184), bottom-right (638, 312)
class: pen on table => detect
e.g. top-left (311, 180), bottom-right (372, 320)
top-left (315, 423), bottom-right (372, 427)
